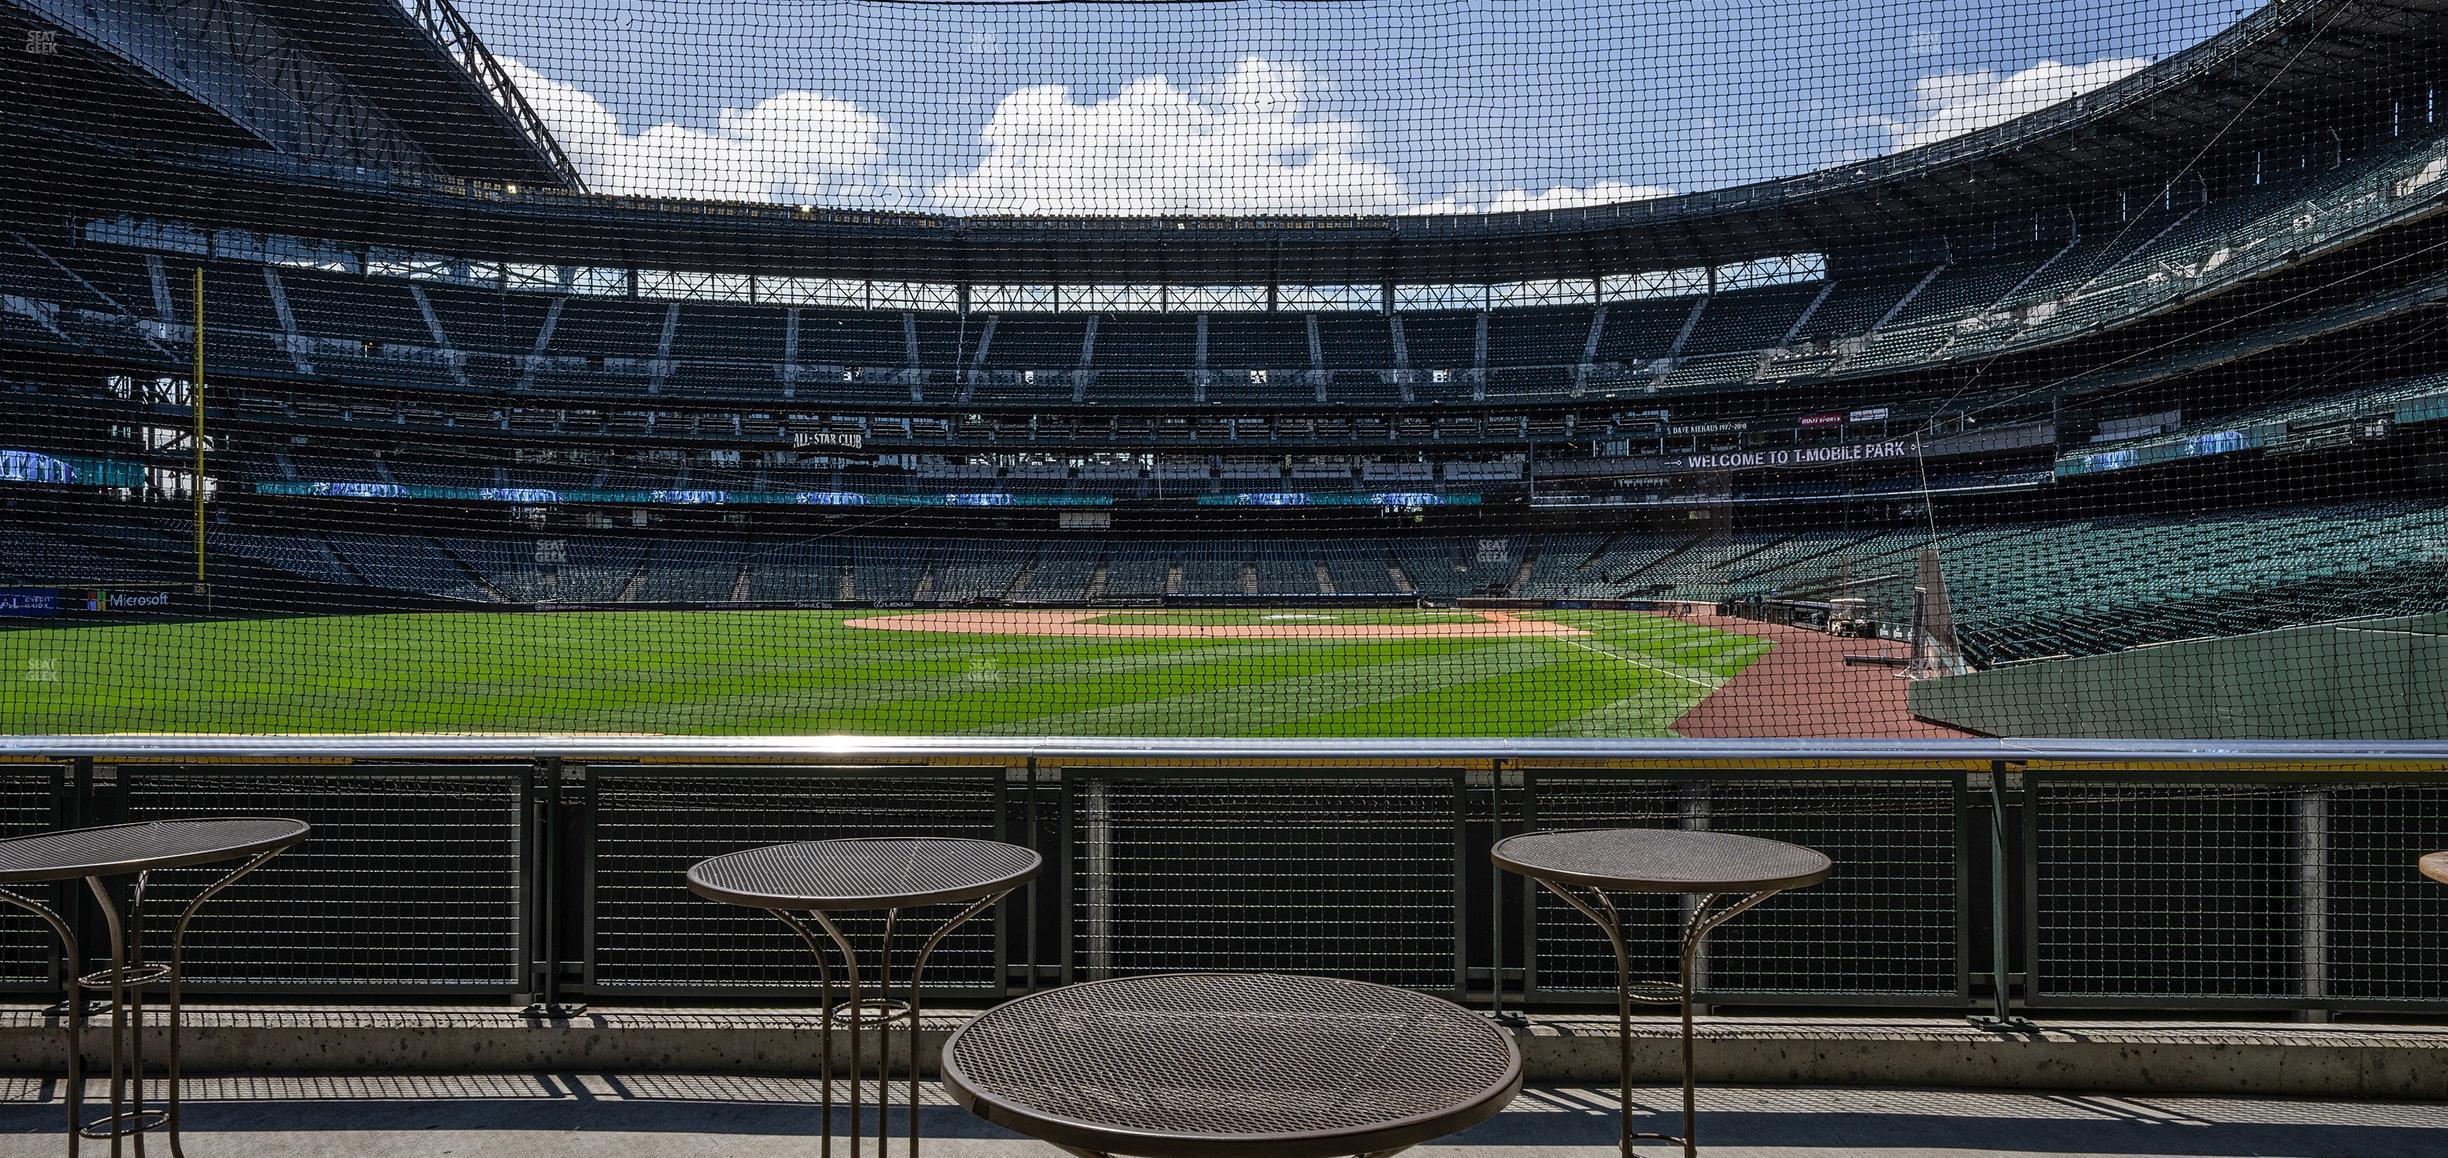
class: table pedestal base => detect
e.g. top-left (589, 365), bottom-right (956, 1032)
top-left (1535, 884), bottom-right (1781, 1158)
top-left (0, 848), bottom-right (284, 1157)
top-left (764, 889), bottom-right (1013, 1158)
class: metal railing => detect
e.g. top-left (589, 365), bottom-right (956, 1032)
top-left (0, 737), bottom-right (2440, 1019)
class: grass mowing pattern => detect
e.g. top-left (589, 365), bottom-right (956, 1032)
top-left (0, 609), bottom-right (1771, 737)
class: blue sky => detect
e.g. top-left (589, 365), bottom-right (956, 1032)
top-left (452, 0), bottom-right (2248, 214)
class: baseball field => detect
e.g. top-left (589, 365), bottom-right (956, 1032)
top-left (0, 607), bottom-right (1774, 737)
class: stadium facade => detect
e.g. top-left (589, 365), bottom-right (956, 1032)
top-left (2, 0), bottom-right (2445, 739)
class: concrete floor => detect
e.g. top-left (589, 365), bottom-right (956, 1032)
top-left (0, 1075), bottom-right (2439, 1156)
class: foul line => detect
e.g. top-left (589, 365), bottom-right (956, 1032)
top-left (1547, 634), bottom-right (1724, 690)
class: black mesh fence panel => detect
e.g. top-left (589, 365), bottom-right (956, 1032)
top-left (0, 759), bottom-right (2426, 1015)
top-left (2030, 775), bottom-right (2448, 1008)
top-left (118, 768), bottom-right (526, 991)
top-left (1067, 775), bottom-right (1462, 989)
top-left (0, 769), bottom-right (66, 987)
top-left (2325, 782), bottom-right (2448, 1004)
top-left (1519, 775), bottom-right (1962, 1001)
top-left (2031, 779), bottom-right (2301, 1001)
top-left (588, 772), bottom-right (1008, 994)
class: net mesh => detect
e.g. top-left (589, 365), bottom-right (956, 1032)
top-left (0, 0), bottom-right (2443, 739)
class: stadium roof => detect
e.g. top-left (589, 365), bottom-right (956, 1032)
top-left (0, 0), bottom-right (575, 190)
top-left (9, 0), bottom-right (2443, 285)
top-left (243, 0), bottom-right (580, 190)
top-left (0, 0), bottom-right (280, 153)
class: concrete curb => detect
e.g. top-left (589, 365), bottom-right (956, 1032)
top-left (3, 1008), bottom-right (2442, 1099)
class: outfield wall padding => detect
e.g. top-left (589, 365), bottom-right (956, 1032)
top-left (1909, 612), bottom-right (2448, 739)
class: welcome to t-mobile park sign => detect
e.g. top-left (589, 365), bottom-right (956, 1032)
top-left (1671, 440), bottom-right (1918, 471)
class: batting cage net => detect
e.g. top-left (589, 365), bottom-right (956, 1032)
top-left (1, 0), bottom-right (2444, 739)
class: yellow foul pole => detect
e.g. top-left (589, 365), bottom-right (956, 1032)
top-left (193, 267), bottom-right (206, 591)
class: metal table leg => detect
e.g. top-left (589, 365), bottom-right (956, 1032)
top-left (765, 890), bottom-right (1013, 1157)
top-left (0, 847), bottom-right (283, 1157)
top-left (0, 887), bottom-right (82, 1156)
top-left (1533, 881), bottom-right (1780, 1157)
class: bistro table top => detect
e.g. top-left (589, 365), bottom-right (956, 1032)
top-left (686, 837), bottom-right (1040, 911)
top-left (1492, 827), bottom-right (1832, 894)
top-left (941, 972), bottom-right (1521, 1158)
top-left (2423, 852), bottom-right (2448, 886)
top-left (0, 818), bottom-right (308, 885)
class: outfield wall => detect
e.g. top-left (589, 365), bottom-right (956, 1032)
top-left (1909, 611), bottom-right (2448, 739)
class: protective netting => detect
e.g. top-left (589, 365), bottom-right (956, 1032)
top-left (1, 0), bottom-right (2444, 738)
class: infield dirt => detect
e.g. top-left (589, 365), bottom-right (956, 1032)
top-left (842, 608), bottom-right (1590, 640)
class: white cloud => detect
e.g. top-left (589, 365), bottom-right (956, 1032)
top-left (500, 58), bottom-right (899, 205)
top-left (499, 55), bottom-right (1674, 218)
top-left (929, 57), bottom-right (1415, 215)
top-left (1407, 180), bottom-right (1675, 216)
top-left (1873, 57), bottom-right (2147, 152)
top-left (929, 57), bottom-right (1671, 217)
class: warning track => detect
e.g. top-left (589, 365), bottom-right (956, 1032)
top-left (842, 608), bottom-right (1591, 639)
top-left (1666, 610), bottom-right (1972, 739)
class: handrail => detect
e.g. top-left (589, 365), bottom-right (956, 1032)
top-left (1, 734), bottom-right (2443, 765)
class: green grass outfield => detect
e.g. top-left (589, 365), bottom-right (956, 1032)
top-left (0, 608), bottom-right (1770, 737)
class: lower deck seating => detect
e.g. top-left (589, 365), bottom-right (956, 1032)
top-left (326, 531), bottom-right (491, 602)
top-left (0, 527), bottom-right (184, 585)
top-left (547, 538), bottom-right (646, 602)
top-left (635, 539), bottom-right (745, 602)
top-left (23, 500), bottom-right (2439, 669)
top-left (1252, 544), bottom-right (1323, 597)
top-left (742, 540), bottom-right (845, 601)
top-left (1935, 500), bottom-right (2448, 664)
top-left (1514, 534), bottom-right (1604, 598)
top-left (1099, 543), bottom-right (1172, 599)
top-left (1020, 542), bottom-right (1101, 601)
top-left (1320, 540), bottom-right (1397, 595)
top-left (846, 538), bottom-right (933, 601)
top-left (933, 542), bottom-right (1031, 602)
top-left (1175, 542), bottom-right (1247, 596)
top-left (214, 528), bottom-right (355, 587)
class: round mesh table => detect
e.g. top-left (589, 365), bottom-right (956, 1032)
top-left (1492, 828), bottom-right (1829, 1157)
top-left (0, 817), bottom-right (309, 1156)
top-left (2422, 852), bottom-right (2448, 886)
top-left (686, 837), bottom-right (1039, 1158)
top-left (941, 972), bottom-right (1522, 1158)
